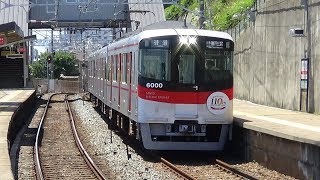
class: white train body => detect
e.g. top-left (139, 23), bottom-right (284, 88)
top-left (88, 24), bottom-right (234, 150)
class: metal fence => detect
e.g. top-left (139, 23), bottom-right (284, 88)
top-left (225, 18), bottom-right (251, 42)
top-left (33, 78), bottom-right (80, 94)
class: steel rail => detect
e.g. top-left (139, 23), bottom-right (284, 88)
top-left (215, 159), bottom-right (258, 180)
top-left (34, 93), bottom-right (56, 180)
top-left (159, 155), bottom-right (258, 180)
top-left (65, 95), bottom-right (107, 180)
top-left (160, 157), bottom-right (196, 180)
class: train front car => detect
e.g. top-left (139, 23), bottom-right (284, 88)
top-left (137, 29), bottom-right (234, 150)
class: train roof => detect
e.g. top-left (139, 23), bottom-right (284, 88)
top-left (89, 21), bottom-right (233, 57)
top-left (109, 22), bottom-right (232, 48)
top-left (123, 21), bottom-right (233, 41)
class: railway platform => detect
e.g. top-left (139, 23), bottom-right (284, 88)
top-left (233, 99), bottom-right (320, 180)
top-left (0, 89), bottom-right (35, 180)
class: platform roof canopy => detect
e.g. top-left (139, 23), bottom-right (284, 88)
top-left (0, 22), bottom-right (24, 44)
top-left (0, 22), bottom-right (36, 48)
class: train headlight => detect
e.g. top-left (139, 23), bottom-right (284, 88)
top-left (189, 36), bottom-right (197, 44)
top-left (179, 36), bottom-right (197, 45)
top-left (179, 36), bottom-right (188, 44)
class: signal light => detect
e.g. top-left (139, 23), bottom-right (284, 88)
top-left (47, 55), bottom-right (52, 63)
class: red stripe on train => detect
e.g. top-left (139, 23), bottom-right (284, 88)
top-left (138, 85), bottom-right (233, 104)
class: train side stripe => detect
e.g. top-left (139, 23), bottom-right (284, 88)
top-left (137, 85), bottom-right (233, 104)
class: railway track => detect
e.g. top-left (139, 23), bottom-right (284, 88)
top-left (160, 156), bottom-right (258, 180)
top-left (142, 150), bottom-right (258, 180)
top-left (34, 94), bottom-right (107, 179)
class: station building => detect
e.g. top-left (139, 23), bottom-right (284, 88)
top-left (0, 0), bottom-right (33, 88)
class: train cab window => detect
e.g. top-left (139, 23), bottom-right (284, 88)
top-left (139, 49), bottom-right (170, 81)
top-left (122, 54), bottom-right (127, 83)
top-left (204, 50), bottom-right (233, 81)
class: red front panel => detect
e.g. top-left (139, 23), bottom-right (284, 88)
top-left (138, 85), bottom-right (233, 104)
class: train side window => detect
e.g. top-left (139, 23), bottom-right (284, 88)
top-left (131, 52), bottom-right (139, 83)
top-left (91, 61), bottom-right (92, 77)
top-left (127, 52), bottom-right (132, 84)
top-left (112, 55), bottom-right (117, 81)
top-left (101, 58), bottom-right (103, 78)
top-left (98, 58), bottom-right (100, 78)
top-left (101, 58), bottom-right (104, 79)
top-left (104, 57), bottom-right (107, 80)
top-left (118, 54), bottom-right (121, 82)
top-left (99, 58), bottom-right (101, 79)
top-left (93, 61), bottom-right (97, 77)
top-left (107, 56), bottom-right (111, 81)
top-left (122, 53), bottom-right (127, 83)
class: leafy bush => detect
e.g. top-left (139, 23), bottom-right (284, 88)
top-left (165, 0), bottom-right (198, 20)
top-left (165, 0), bottom-right (255, 30)
top-left (212, 0), bottom-right (255, 30)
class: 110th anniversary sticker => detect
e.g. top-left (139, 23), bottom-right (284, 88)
top-left (206, 92), bottom-right (229, 115)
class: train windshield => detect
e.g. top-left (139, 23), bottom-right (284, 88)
top-left (203, 50), bottom-right (233, 82)
top-left (139, 49), bottom-right (170, 81)
top-left (139, 37), bottom-right (233, 85)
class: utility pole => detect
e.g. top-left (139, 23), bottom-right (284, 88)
top-left (50, 28), bottom-right (54, 79)
top-left (199, 0), bottom-right (205, 29)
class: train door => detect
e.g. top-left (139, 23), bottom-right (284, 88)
top-left (110, 55), bottom-right (115, 106)
top-left (99, 58), bottom-right (102, 98)
top-left (127, 52), bottom-right (132, 113)
top-left (175, 54), bottom-right (198, 118)
top-left (103, 57), bottom-right (107, 104)
top-left (107, 56), bottom-right (111, 106)
top-left (131, 51), bottom-right (138, 117)
top-left (94, 59), bottom-right (97, 96)
top-left (118, 54), bottom-right (121, 109)
top-left (120, 53), bottom-right (129, 113)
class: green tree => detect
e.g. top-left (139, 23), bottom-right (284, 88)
top-left (30, 50), bottom-right (79, 79)
top-left (165, 0), bottom-right (198, 21)
top-left (29, 56), bottom-right (47, 78)
top-left (165, 0), bottom-right (255, 30)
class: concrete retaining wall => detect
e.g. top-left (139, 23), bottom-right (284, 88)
top-left (231, 123), bottom-right (320, 179)
top-left (232, 0), bottom-right (320, 112)
top-left (7, 91), bottom-right (35, 150)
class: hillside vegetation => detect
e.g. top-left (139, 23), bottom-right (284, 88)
top-left (165, 0), bottom-right (255, 30)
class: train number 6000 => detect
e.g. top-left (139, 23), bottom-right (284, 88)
top-left (146, 83), bottom-right (163, 88)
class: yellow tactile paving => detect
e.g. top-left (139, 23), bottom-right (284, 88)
top-left (0, 89), bottom-right (35, 180)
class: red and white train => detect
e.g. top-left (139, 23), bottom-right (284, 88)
top-left (88, 22), bottom-right (234, 150)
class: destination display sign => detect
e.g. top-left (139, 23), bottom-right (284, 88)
top-left (206, 40), bottom-right (224, 49)
top-left (150, 39), bottom-right (169, 48)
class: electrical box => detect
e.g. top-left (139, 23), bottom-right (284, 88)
top-left (289, 28), bottom-right (304, 37)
